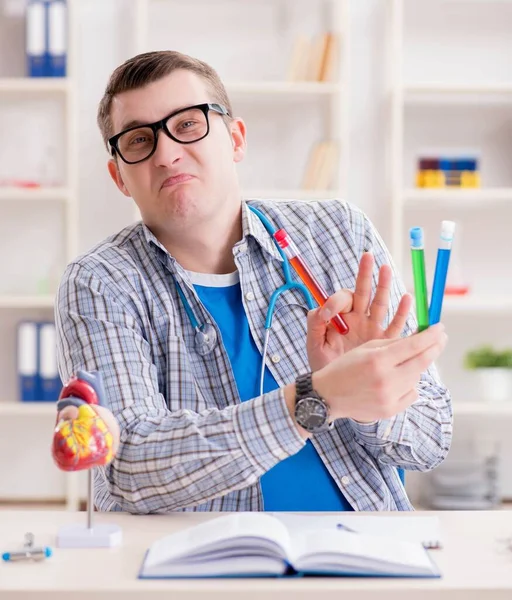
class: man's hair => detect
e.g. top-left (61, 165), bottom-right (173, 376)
top-left (97, 50), bottom-right (233, 150)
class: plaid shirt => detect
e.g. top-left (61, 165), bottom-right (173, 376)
top-left (55, 199), bottom-right (452, 513)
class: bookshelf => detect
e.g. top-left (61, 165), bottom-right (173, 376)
top-left (0, 76), bottom-right (70, 93)
top-left (0, 0), bottom-right (80, 509)
top-left (0, 186), bottom-right (70, 202)
top-left (388, 0), bottom-right (512, 294)
top-left (388, 0), bottom-right (512, 498)
top-left (131, 0), bottom-right (349, 218)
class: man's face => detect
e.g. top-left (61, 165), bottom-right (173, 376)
top-left (107, 70), bottom-right (246, 230)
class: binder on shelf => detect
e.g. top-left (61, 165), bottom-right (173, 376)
top-left (25, 0), bottom-right (67, 78)
top-left (39, 322), bottom-right (61, 402)
top-left (17, 321), bottom-right (39, 401)
top-left (47, 0), bottom-right (67, 77)
top-left (26, 0), bottom-right (46, 77)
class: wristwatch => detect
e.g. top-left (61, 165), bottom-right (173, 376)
top-left (294, 372), bottom-right (332, 434)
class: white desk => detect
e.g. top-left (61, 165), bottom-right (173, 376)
top-left (1, 510), bottom-right (512, 600)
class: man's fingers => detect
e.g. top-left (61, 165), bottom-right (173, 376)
top-left (368, 264), bottom-right (392, 324)
top-left (353, 252), bottom-right (374, 314)
top-left (397, 334), bottom-right (447, 383)
top-left (362, 336), bottom-right (403, 350)
top-left (318, 289), bottom-right (354, 322)
top-left (396, 388), bottom-right (419, 411)
top-left (385, 294), bottom-right (413, 338)
top-left (386, 323), bottom-right (446, 366)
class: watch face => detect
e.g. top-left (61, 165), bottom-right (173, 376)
top-left (295, 397), bottom-right (328, 431)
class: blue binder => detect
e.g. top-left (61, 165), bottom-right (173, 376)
top-left (47, 0), bottom-right (67, 77)
top-left (26, 0), bottom-right (46, 77)
top-left (17, 321), bottom-right (39, 401)
top-left (38, 321), bottom-right (62, 402)
top-left (26, 0), bottom-right (67, 77)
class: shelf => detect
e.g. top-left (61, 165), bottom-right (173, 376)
top-left (243, 189), bottom-right (342, 200)
top-left (404, 82), bottom-right (512, 104)
top-left (0, 402), bottom-right (55, 417)
top-left (0, 78), bottom-right (70, 94)
top-left (0, 295), bottom-right (55, 309)
top-left (442, 295), bottom-right (512, 314)
top-left (0, 187), bottom-right (70, 202)
top-left (452, 401), bottom-right (512, 417)
top-left (226, 81), bottom-right (341, 95)
top-left (404, 188), bottom-right (512, 207)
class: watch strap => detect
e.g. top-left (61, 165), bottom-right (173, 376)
top-left (296, 372), bottom-right (316, 400)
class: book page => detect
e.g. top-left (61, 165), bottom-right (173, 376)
top-left (144, 513), bottom-right (291, 569)
top-left (289, 529), bottom-right (434, 573)
top-left (274, 513), bottom-right (441, 548)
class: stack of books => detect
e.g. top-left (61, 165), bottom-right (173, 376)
top-left (416, 155), bottom-right (480, 188)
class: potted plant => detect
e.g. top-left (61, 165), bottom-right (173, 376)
top-left (464, 345), bottom-right (512, 402)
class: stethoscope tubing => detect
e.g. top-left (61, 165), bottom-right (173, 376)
top-left (173, 204), bottom-right (317, 387)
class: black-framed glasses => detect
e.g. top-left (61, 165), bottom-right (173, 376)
top-left (108, 102), bottom-right (231, 165)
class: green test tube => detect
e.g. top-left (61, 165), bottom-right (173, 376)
top-left (409, 227), bottom-right (429, 332)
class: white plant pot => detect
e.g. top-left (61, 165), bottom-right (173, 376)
top-left (475, 368), bottom-right (512, 403)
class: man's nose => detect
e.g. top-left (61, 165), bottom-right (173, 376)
top-left (152, 130), bottom-right (184, 167)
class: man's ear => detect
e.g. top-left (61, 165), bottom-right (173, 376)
top-left (230, 118), bottom-right (247, 164)
top-left (107, 159), bottom-right (131, 197)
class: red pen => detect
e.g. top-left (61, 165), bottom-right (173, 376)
top-left (274, 228), bottom-right (349, 335)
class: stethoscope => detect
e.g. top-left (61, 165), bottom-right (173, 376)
top-left (173, 205), bottom-right (315, 396)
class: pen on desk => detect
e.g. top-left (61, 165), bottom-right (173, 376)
top-left (429, 220), bottom-right (455, 326)
top-left (409, 227), bottom-right (429, 332)
top-left (273, 228), bottom-right (349, 335)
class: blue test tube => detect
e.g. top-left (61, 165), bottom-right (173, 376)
top-left (429, 220), bottom-right (456, 325)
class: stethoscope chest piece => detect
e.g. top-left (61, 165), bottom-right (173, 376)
top-left (194, 323), bottom-right (218, 356)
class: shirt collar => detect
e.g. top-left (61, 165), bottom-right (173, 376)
top-left (139, 222), bottom-right (186, 277)
top-left (139, 200), bottom-right (284, 272)
top-left (241, 200), bottom-right (283, 262)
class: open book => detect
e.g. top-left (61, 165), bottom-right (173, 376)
top-left (138, 513), bottom-right (440, 579)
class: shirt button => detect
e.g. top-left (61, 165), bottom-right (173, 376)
top-left (341, 476), bottom-right (350, 486)
top-left (245, 291), bottom-right (255, 301)
top-left (271, 354), bottom-right (281, 364)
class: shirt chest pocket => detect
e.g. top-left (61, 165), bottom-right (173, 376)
top-left (163, 334), bottom-right (210, 413)
top-left (266, 294), bottom-right (310, 378)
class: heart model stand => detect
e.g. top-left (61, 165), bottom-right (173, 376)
top-left (51, 370), bottom-right (122, 548)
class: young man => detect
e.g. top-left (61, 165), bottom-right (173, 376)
top-left (55, 51), bottom-right (451, 514)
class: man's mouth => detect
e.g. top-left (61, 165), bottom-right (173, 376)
top-left (161, 174), bottom-right (194, 189)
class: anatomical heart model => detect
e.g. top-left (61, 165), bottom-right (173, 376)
top-left (52, 370), bottom-right (119, 471)
top-left (51, 369), bottom-right (122, 548)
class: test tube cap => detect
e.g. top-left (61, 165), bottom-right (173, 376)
top-left (440, 220), bottom-right (456, 242)
top-left (409, 227), bottom-right (424, 249)
top-left (274, 229), bottom-right (290, 249)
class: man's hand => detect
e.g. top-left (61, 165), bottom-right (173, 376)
top-left (313, 323), bottom-right (447, 423)
top-left (306, 252), bottom-right (412, 371)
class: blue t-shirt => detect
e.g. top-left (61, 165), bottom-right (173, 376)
top-left (192, 272), bottom-right (354, 512)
